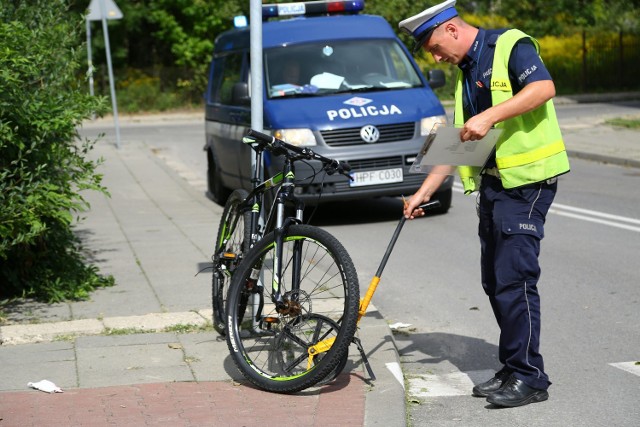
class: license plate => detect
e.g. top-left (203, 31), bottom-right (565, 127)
top-left (277, 3), bottom-right (305, 15)
top-left (349, 168), bottom-right (403, 187)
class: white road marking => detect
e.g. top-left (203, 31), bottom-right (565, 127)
top-left (407, 364), bottom-right (640, 398)
top-left (386, 362), bottom-right (405, 389)
top-left (609, 361), bottom-right (640, 377)
top-left (453, 183), bottom-right (640, 233)
top-left (407, 369), bottom-right (494, 398)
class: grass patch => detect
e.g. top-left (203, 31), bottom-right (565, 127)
top-left (105, 327), bottom-right (150, 336)
top-left (53, 333), bottom-right (78, 342)
top-left (164, 323), bottom-right (212, 334)
top-left (103, 322), bottom-right (212, 336)
top-left (605, 117), bottom-right (640, 129)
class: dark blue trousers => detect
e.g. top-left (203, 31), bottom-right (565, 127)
top-left (478, 175), bottom-right (557, 391)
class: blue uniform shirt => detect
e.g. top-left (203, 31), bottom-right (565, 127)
top-left (458, 28), bottom-right (553, 169)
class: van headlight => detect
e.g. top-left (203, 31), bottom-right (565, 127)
top-left (273, 128), bottom-right (317, 146)
top-left (420, 115), bottom-right (448, 136)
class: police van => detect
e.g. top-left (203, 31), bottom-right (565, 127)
top-left (204, 0), bottom-right (453, 211)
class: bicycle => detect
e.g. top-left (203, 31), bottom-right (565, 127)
top-left (210, 128), bottom-right (353, 336)
top-left (213, 129), bottom-right (360, 393)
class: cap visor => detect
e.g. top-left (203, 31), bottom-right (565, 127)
top-left (411, 29), bottom-right (434, 54)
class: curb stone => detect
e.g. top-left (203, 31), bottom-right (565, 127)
top-left (0, 310), bottom-right (213, 346)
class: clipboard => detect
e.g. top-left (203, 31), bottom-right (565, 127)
top-left (410, 126), bottom-right (503, 173)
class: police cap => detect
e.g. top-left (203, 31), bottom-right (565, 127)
top-left (399, 0), bottom-right (459, 53)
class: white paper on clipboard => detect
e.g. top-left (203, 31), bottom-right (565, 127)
top-left (410, 127), bottom-right (503, 173)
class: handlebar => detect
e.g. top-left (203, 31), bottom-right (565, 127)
top-left (244, 129), bottom-right (352, 180)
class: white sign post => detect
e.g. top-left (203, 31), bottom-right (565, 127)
top-left (249, 0), bottom-right (264, 179)
top-left (87, 0), bottom-right (123, 148)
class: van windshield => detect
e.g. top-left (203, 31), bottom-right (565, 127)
top-left (265, 39), bottom-right (423, 99)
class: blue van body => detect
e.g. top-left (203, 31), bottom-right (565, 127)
top-left (204, 10), bottom-right (453, 209)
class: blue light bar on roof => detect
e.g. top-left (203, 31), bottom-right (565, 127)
top-left (233, 15), bottom-right (248, 28)
top-left (262, 1), bottom-right (365, 19)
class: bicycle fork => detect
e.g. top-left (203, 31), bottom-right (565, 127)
top-left (270, 158), bottom-right (305, 314)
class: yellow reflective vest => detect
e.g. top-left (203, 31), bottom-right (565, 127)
top-left (455, 29), bottom-right (570, 193)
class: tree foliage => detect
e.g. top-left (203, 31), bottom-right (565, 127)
top-left (0, 0), bottom-right (114, 301)
top-left (77, 0), bottom-right (639, 106)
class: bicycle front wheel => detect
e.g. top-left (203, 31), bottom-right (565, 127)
top-left (225, 224), bottom-right (359, 393)
top-left (212, 189), bottom-right (250, 335)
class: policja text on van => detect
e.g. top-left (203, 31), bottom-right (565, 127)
top-left (327, 104), bottom-right (403, 121)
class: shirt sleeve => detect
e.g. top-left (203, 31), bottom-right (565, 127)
top-left (508, 39), bottom-right (552, 92)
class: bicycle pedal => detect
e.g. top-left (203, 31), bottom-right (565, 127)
top-left (258, 316), bottom-right (279, 331)
top-left (221, 252), bottom-right (237, 260)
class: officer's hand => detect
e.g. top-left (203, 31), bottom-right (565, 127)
top-left (460, 113), bottom-right (493, 142)
top-left (404, 195), bottom-right (429, 219)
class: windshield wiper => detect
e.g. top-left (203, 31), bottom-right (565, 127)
top-left (272, 92), bottom-right (318, 99)
top-left (334, 86), bottom-right (390, 94)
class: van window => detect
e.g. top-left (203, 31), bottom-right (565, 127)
top-left (217, 53), bottom-right (245, 105)
top-left (265, 40), bottom-right (423, 99)
top-left (207, 57), bottom-right (223, 103)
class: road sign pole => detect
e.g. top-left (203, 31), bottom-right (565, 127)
top-left (86, 19), bottom-right (94, 97)
top-left (98, 0), bottom-right (121, 148)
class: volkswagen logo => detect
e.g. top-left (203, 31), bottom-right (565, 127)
top-left (360, 125), bottom-right (380, 143)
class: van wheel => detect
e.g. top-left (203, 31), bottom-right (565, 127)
top-left (207, 149), bottom-right (231, 205)
top-left (432, 187), bottom-right (452, 214)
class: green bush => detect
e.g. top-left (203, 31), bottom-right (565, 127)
top-left (0, 1), bottom-right (114, 301)
top-left (113, 68), bottom-right (202, 113)
top-left (116, 69), bottom-right (182, 113)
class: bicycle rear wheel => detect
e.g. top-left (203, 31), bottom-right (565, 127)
top-left (225, 224), bottom-right (359, 393)
top-left (211, 189), bottom-right (250, 335)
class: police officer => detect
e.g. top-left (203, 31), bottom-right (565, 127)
top-left (399, 0), bottom-right (570, 408)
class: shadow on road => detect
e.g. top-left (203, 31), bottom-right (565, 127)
top-left (393, 331), bottom-right (501, 374)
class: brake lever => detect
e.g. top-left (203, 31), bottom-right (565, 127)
top-left (337, 161), bottom-right (353, 181)
top-left (323, 161), bottom-right (353, 180)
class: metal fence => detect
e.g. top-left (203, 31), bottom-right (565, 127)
top-left (547, 31), bottom-right (640, 94)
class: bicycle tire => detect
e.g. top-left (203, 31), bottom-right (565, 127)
top-left (212, 189), bottom-right (251, 335)
top-left (225, 224), bottom-right (359, 393)
top-left (315, 351), bottom-right (349, 386)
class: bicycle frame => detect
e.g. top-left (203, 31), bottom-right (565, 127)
top-left (235, 143), bottom-right (307, 314)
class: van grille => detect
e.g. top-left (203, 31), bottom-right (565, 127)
top-left (347, 156), bottom-right (403, 170)
top-left (321, 122), bottom-right (416, 146)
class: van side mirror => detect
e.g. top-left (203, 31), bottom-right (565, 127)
top-left (427, 69), bottom-right (446, 89)
top-left (231, 82), bottom-right (250, 105)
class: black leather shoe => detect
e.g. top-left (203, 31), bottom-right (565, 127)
top-left (486, 375), bottom-right (549, 407)
top-left (472, 367), bottom-right (512, 397)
